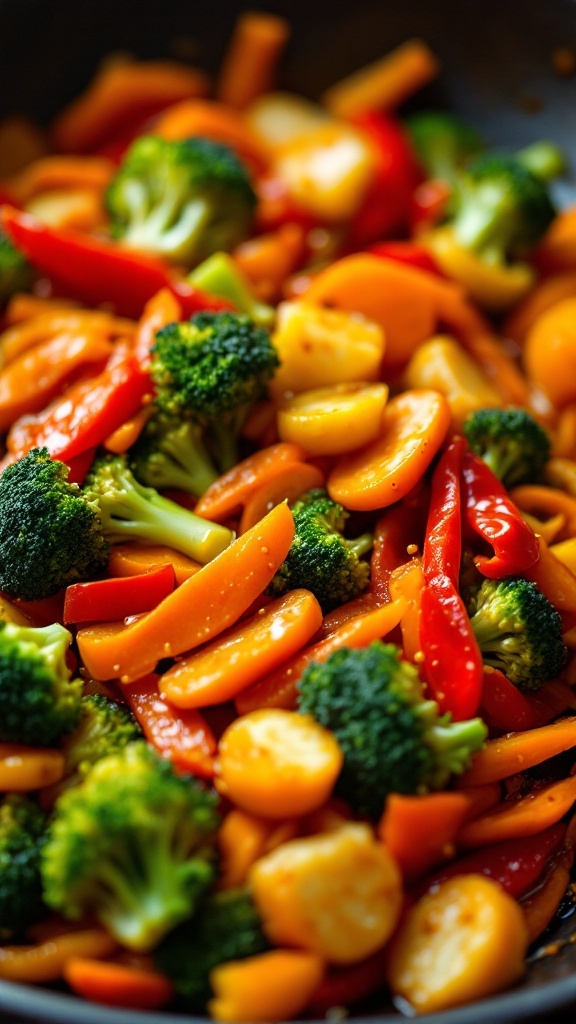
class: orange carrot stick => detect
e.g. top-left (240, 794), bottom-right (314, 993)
top-left (9, 155), bottom-right (115, 204)
top-left (235, 598), bottom-right (407, 714)
top-left (217, 12), bottom-right (291, 110)
top-left (77, 501), bottom-right (295, 682)
top-left (0, 309), bottom-right (132, 365)
top-left (459, 783), bottom-right (503, 821)
top-left (379, 792), bottom-right (471, 883)
top-left (457, 775), bottom-right (576, 848)
top-left (4, 293), bottom-right (81, 325)
top-left (523, 536), bottom-right (576, 617)
top-left (0, 745), bottom-right (65, 791)
top-left (322, 39), bottom-right (439, 118)
top-left (208, 950), bottom-right (324, 1023)
top-left (0, 929), bottom-right (117, 983)
top-left (107, 544), bottom-right (202, 587)
top-left (195, 443), bottom-right (306, 522)
top-left (521, 863), bottom-right (572, 944)
top-left (459, 717), bottom-right (576, 787)
top-left (64, 956), bottom-right (173, 1010)
top-left (239, 463), bottom-right (325, 533)
top-left (133, 286), bottom-right (182, 367)
top-left (160, 590), bottom-right (323, 709)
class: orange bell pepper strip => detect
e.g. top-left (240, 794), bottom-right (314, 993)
top-left (0, 929), bottom-right (118, 983)
top-left (459, 717), bottom-right (576, 787)
top-left (217, 12), bottom-right (291, 109)
top-left (107, 544), bottom-right (201, 587)
top-left (160, 590), bottom-right (323, 709)
top-left (0, 330), bottom-right (112, 431)
top-left (0, 745), bottom-right (65, 791)
top-left (124, 673), bottom-right (216, 778)
top-left (208, 950), bottom-right (324, 1023)
top-left (327, 390), bottom-right (451, 512)
top-left (389, 559), bottom-right (425, 664)
top-left (0, 308), bottom-right (132, 365)
top-left (239, 462), bottom-right (325, 533)
top-left (154, 99), bottom-right (269, 172)
top-left (194, 442), bottom-right (306, 522)
top-left (457, 774), bottom-right (576, 848)
top-left (64, 956), bottom-right (173, 1010)
top-left (53, 58), bottom-right (210, 153)
top-left (523, 536), bottom-right (576, 618)
top-left (235, 598), bottom-right (407, 714)
top-left (379, 792), bottom-right (471, 883)
top-left (77, 501), bottom-right (295, 682)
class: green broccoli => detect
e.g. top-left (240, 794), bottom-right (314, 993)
top-left (41, 742), bottom-right (220, 951)
top-left (267, 489), bottom-right (372, 613)
top-left (0, 620), bottom-right (82, 746)
top-left (0, 795), bottom-right (48, 940)
top-left (516, 140), bottom-right (566, 182)
top-left (130, 411), bottom-right (219, 499)
top-left (405, 111), bottom-right (484, 181)
top-left (83, 452), bottom-right (233, 564)
top-left (0, 228), bottom-right (34, 306)
top-left (462, 407), bottom-right (551, 488)
top-left (155, 889), bottom-right (269, 1010)
top-left (298, 642), bottom-right (487, 819)
top-left (61, 694), bottom-right (142, 781)
top-left (0, 447), bottom-right (108, 600)
top-left (151, 311), bottom-right (280, 471)
top-left (468, 577), bottom-right (566, 691)
top-left (451, 153), bottom-right (557, 264)
top-left (106, 135), bottom-right (256, 266)
top-left (188, 252), bottom-right (275, 328)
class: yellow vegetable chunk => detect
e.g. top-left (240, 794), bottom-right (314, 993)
top-left (275, 122), bottom-right (376, 222)
top-left (246, 92), bottom-right (330, 149)
top-left (270, 301), bottom-right (385, 399)
top-left (277, 382), bottom-right (389, 456)
top-left (524, 298), bottom-right (576, 408)
top-left (209, 950), bottom-right (324, 1023)
top-left (386, 875), bottom-right (529, 1013)
top-left (425, 226), bottom-right (534, 311)
top-left (404, 335), bottom-right (501, 425)
top-left (250, 823), bottom-right (402, 964)
top-left (218, 708), bottom-right (343, 819)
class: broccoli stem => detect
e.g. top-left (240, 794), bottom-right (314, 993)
top-left (346, 533), bottom-right (374, 559)
top-left (145, 422), bottom-right (219, 497)
top-left (208, 410), bottom-right (249, 473)
top-left (426, 716), bottom-right (488, 777)
top-left (454, 182), bottom-right (518, 262)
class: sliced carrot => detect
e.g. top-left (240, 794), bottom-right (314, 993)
top-left (379, 792), bottom-right (471, 883)
top-left (233, 224), bottom-right (306, 303)
top-left (389, 558), bottom-right (425, 663)
top-left (217, 12), bottom-right (291, 110)
top-left (195, 442), bottom-right (305, 522)
top-left (64, 956), bottom-right (173, 1010)
top-left (459, 783), bottom-right (503, 821)
top-left (160, 590), bottom-right (322, 709)
top-left (457, 775), bottom-right (576, 848)
top-left (327, 390), bottom-right (451, 512)
top-left (504, 271), bottom-right (576, 346)
top-left (9, 155), bottom-right (115, 204)
top-left (461, 331), bottom-right (531, 407)
top-left (277, 382), bottom-right (389, 457)
top-left (322, 39), bottom-right (439, 118)
top-left (77, 501), bottom-right (295, 682)
top-left (0, 745), bottom-right (65, 791)
top-left (124, 673), bottom-right (216, 777)
top-left (459, 717), bottom-right (576, 787)
top-left (521, 863), bottom-right (572, 944)
top-left (4, 293), bottom-right (80, 325)
top-left (0, 309), bottom-right (132, 365)
top-left (107, 544), bottom-right (202, 587)
top-left (133, 286), bottom-right (182, 367)
top-left (239, 462), bottom-right (324, 533)
top-left (236, 597), bottom-right (407, 714)
top-left (0, 929), bottom-right (117, 983)
top-left (103, 405), bottom-right (154, 454)
top-left (523, 536), bottom-right (576, 617)
top-left (154, 99), bottom-right (268, 172)
top-left (209, 950), bottom-right (324, 1023)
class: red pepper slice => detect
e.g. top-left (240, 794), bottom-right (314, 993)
top-left (7, 341), bottom-right (151, 462)
top-left (124, 673), bottom-right (216, 778)
top-left (481, 668), bottom-right (570, 732)
top-left (420, 437), bottom-right (483, 721)
top-left (367, 241), bottom-right (444, 277)
top-left (410, 177), bottom-right (452, 233)
top-left (64, 564), bottom-right (176, 625)
top-left (0, 206), bottom-right (232, 320)
top-left (461, 449), bottom-right (540, 578)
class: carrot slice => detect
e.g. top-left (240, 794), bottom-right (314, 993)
top-left (160, 590), bottom-right (323, 709)
top-left (0, 745), bottom-right (65, 791)
top-left (328, 390), bottom-right (451, 512)
top-left (459, 717), bottom-right (576, 787)
top-left (209, 950), bottom-right (324, 1023)
top-left (107, 544), bottom-right (202, 586)
top-left (457, 775), bottom-right (576, 848)
top-left (0, 929), bottom-right (117, 983)
top-left (77, 501), bottom-right (295, 682)
top-left (64, 957), bottom-right (173, 1010)
top-left (195, 443), bottom-right (305, 522)
top-left (521, 863), bottom-right (572, 944)
top-left (239, 462), bottom-right (324, 534)
top-left (133, 286), bottom-right (182, 367)
top-left (379, 792), bottom-right (471, 883)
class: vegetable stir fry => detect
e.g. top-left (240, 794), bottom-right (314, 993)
top-left (2, 10), bottom-right (576, 1021)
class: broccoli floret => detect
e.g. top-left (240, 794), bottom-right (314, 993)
top-left (130, 411), bottom-right (219, 499)
top-left (155, 889), bottom-right (269, 1010)
top-left (0, 795), bottom-right (48, 940)
top-left (0, 447), bottom-right (108, 600)
top-left (451, 153), bottom-right (557, 264)
top-left (516, 140), bottom-right (566, 182)
top-left (0, 621), bottom-right (82, 746)
top-left (468, 577), bottom-right (566, 691)
top-left (462, 408), bottom-right (551, 488)
top-left (151, 311), bottom-right (279, 472)
top-left (83, 453), bottom-right (233, 564)
top-left (106, 135), bottom-right (256, 266)
top-left (61, 694), bottom-right (142, 780)
top-left (298, 642), bottom-right (487, 819)
top-left (0, 228), bottom-right (34, 306)
top-left (405, 111), bottom-right (484, 181)
top-left (41, 742), bottom-right (220, 951)
top-left (188, 252), bottom-right (275, 328)
top-left (267, 489), bottom-right (372, 613)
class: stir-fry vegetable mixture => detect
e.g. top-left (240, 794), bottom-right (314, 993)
top-left (2, 11), bottom-right (576, 1020)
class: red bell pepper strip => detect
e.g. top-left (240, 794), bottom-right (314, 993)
top-left (6, 341), bottom-right (151, 463)
top-left (369, 489), bottom-right (427, 601)
top-left (416, 822), bottom-right (566, 901)
top-left (347, 111), bottom-right (421, 246)
top-left (420, 436), bottom-right (483, 721)
top-left (306, 952), bottom-right (387, 1016)
top-left (410, 177), bottom-right (452, 233)
top-left (63, 564), bottom-right (176, 625)
top-left (0, 206), bottom-right (232, 320)
top-left (63, 448), bottom-right (96, 486)
top-left (480, 668), bottom-right (560, 733)
top-left (367, 241), bottom-right (444, 277)
top-left (124, 673), bottom-right (216, 778)
top-left (461, 449), bottom-right (540, 579)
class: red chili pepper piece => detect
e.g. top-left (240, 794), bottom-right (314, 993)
top-left (367, 241), bottom-right (444, 277)
top-left (65, 448), bottom-right (97, 486)
top-left (0, 206), bottom-right (232, 320)
top-left (64, 564), bottom-right (176, 625)
top-left (125, 673), bottom-right (217, 779)
top-left (481, 668), bottom-right (570, 732)
top-left (461, 449), bottom-right (540, 578)
top-left (420, 437), bottom-right (483, 721)
top-left (416, 822), bottom-right (566, 901)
